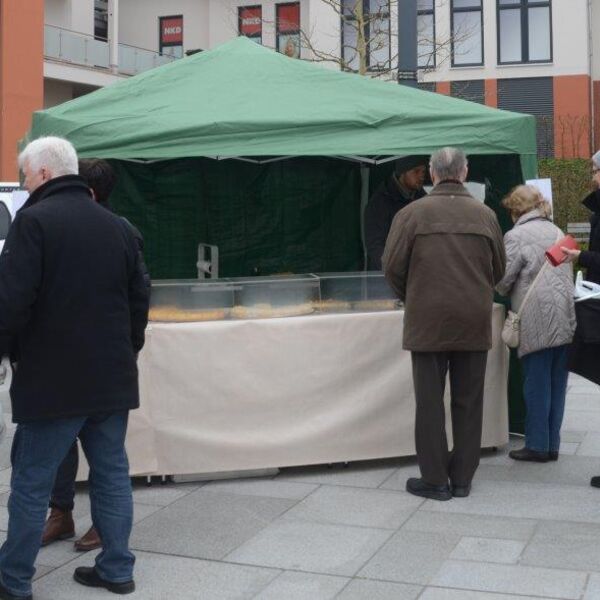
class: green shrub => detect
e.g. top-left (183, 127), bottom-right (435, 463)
top-left (538, 158), bottom-right (593, 233)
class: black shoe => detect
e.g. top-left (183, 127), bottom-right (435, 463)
top-left (508, 447), bottom-right (549, 463)
top-left (591, 476), bottom-right (600, 488)
top-left (0, 580), bottom-right (31, 600)
top-left (451, 483), bottom-right (471, 498)
top-left (73, 567), bottom-right (135, 595)
top-left (406, 477), bottom-right (451, 501)
top-left (549, 451), bottom-right (559, 461)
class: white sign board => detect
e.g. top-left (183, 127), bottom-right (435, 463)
top-left (526, 178), bottom-right (553, 218)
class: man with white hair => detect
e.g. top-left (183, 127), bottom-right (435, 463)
top-left (0, 137), bottom-right (148, 599)
top-left (383, 147), bottom-right (505, 501)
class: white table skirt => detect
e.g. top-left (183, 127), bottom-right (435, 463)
top-left (117, 304), bottom-right (509, 477)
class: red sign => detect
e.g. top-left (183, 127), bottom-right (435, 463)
top-left (239, 7), bottom-right (262, 36)
top-left (160, 16), bottom-right (183, 45)
top-left (278, 3), bottom-right (300, 33)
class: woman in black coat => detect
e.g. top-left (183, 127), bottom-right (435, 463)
top-left (562, 151), bottom-right (600, 487)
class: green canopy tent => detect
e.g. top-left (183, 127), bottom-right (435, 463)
top-left (27, 36), bottom-right (537, 431)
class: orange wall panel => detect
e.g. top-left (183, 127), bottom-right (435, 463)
top-left (436, 81), bottom-right (450, 96)
top-left (484, 79), bottom-right (497, 108)
top-left (594, 81), bottom-right (600, 152)
top-left (0, 0), bottom-right (44, 179)
top-left (553, 75), bottom-right (591, 159)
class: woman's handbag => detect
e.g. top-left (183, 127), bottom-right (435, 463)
top-left (501, 310), bottom-right (522, 348)
top-left (501, 231), bottom-right (560, 347)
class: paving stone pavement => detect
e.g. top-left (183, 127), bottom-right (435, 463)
top-left (0, 375), bottom-right (598, 599)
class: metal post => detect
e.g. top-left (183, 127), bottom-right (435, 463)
top-left (397, 0), bottom-right (417, 87)
top-left (108, 0), bottom-right (119, 74)
top-left (360, 164), bottom-right (370, 271)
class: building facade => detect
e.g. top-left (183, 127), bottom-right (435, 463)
top-left (0, 0), bottom-right (596, 178)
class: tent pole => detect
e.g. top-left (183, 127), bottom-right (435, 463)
top-left (360, 163), bottom-right (370, 271)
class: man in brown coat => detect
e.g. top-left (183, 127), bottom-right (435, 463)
top-left (383, 147), bottom-right (505, 501)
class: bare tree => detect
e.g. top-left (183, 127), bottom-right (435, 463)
top-left (236, 0), bottom-right (478, 80)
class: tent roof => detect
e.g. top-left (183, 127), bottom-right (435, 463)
top-left (29, 37), bottom-right (536, 163)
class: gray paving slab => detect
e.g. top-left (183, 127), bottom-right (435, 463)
top-left (402, 510), bottom-right (537, 541)
top-left (430, 559), bottom-right (587, 599)
top-left (281, 485), bottom-right (423, 529)
top-left (562, 409), bottom-right (600, 432)
top-left (585, 574), bottom-right (600, 599)
top-left (226, 520), bottom-right (392, 576)
top-left (577, 432), bottom-right (600, 457)
top-left (72, 501), bottom-right (162, 537)
top-left (449, 536), bottom-right (525, 564)
top-left (567, 394), bottom-right (600, 411)
top-left (336, 579), bottom-right (422, 599)
top-left (130, 490), bottom-right (296, 560)
top-left (478, 449), bottom-right (513, 466)
top-left (521, 520), bottom-right (600, 571)
top-left (253, 571), bottom-right (348, 599)
top-left (475, 454), bottom-right (599, 487)
top-left (424, 479), bottom-right (600, 522)
top-left (0, 468), bottom-right (11, 486)
top-left (130, 481), bottom-right (201, 506)
top-left (33, 549), bottom-right (280, 600)
top-left (202, 478), bottom-right (318, 500)
top-left (561, 430), bottom-right (587, 442)
top-left (420, 589), bottom-right (556, 600)
top-left (277, 459), bottom-right (398, 488)
top-left (358, 529), bottom-right (460, 585)
top-left (560, 442), bottom-right (580, 455)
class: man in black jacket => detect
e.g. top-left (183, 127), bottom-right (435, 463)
top-left (562, 153), bottom-right (600, 488)
top-left (41, 158), bottom-right (150, 554)
top-left (364, 156), bottom-right (428, 270)
top-left (0, 137), bottom-right (148, 600)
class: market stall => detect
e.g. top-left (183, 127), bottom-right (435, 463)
top-left (122, 274), bottom-right (508, 477)
top-left (27, 37), bottom-right (535, 438)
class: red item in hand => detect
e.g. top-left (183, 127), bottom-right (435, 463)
top-left (545, 235), bottom-right (579, 266)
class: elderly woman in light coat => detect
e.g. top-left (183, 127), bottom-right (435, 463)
top-left (496, 185), bottom-right (576, 463)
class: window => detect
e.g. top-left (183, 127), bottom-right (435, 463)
top-left (452, 0), bottom-right (483, 66)
top-left (417, 0), bottom-right (435, 69)
top-left (239, 6), bottom-right (262, 44)
top-left (276, 3), bottom-right (300, 58)
top-left (341, 0), bottom-right (391, 72)
top-left (94, 0), bottom-right (108, 41)
top-left (159, 15), bottom-right (184, 58)
top-left (497, 0), bottom-right (552, 64)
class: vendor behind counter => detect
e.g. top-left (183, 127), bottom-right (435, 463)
top-left (364, 156), bottom-right (428, 271)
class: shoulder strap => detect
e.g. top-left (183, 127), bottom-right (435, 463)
top-left (517, 230), bottom-right (562, 317)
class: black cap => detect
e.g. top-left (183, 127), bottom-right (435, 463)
top-left (394, 155), bottom-right (429, 175)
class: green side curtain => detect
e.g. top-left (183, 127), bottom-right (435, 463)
top-left (109, 157), bottom-right (363, 279)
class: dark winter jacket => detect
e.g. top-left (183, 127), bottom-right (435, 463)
top-left (364, 175), bottom-right (426, 270)
top-left (568, 189), bottom-right (600, 384)
top-left (579, 189), bottom-right (600, 283)
top-left (0, 175), bottom-right (149, 422)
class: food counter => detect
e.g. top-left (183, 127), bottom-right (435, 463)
top-left (120, 273), bottom-right (509, 478)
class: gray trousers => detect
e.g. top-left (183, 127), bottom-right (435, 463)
top-left (411, 351), bottom-right (488, 486)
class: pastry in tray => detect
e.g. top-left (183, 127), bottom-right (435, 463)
top-left (351, 299), bottom-right (400, 312)
top-left (315, 299), bottom-right (353, 313)
top-left (230, 303), bottom-right (314, 319)
top-left (148, 306), bottom-right (229, 322)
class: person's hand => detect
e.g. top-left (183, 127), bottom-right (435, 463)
top-left (561, 247), bottom-right (581, 263)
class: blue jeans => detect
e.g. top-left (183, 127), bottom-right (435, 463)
top-left (0, 412), bottom-right (135, 597)
top-left (522, 345), bottom-right (570, 453)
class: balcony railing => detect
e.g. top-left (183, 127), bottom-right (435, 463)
top-left (44, 24), bottom-right (176, 76)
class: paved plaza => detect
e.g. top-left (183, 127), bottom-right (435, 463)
top-left (0, 375), bottom-right (599, 599)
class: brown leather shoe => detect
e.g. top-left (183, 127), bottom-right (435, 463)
top-left (74, 526), bottom-right (102, 552)
top-left (41, 507), bottom-right (75, 546)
